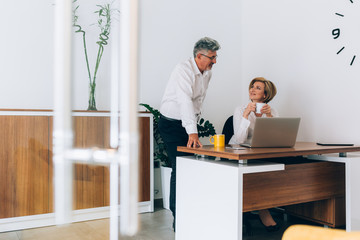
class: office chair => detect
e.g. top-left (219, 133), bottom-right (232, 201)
top-left (222, 115), bottom-right (234, 144)
top-left (282, 225), bottom-right (360, 240)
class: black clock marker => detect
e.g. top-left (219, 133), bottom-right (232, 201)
top-left (350, 56), bottom-right (356, 65)
top-left (337, 47), bottom-right (345, 54)
top-left (331, 4), bottom-right (356, 66)
top-left (332, 28), bottom-right (341, 39)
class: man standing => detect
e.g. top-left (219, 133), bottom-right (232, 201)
top-left (158, 37), bottom-right (221, 230)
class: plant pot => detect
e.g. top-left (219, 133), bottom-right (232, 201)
top-left (87, 85), bottom-right (97, 111)
top-left (154, 167), bottom-right (162, 199)
top-left (160, 166), bottom-right (172, 210)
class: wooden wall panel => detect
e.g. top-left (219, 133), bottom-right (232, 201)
top-left (0, 114), bottom-right (151, 218)
top-left (138, 117), bottom-right (151, 202)
top-left (103, 117), bottom-right (151, 205)
top-left (72, 116), bottom-right (151, 209)
top-left (48, 118), bottom-right (53, 213)
top-left (103, 120), bottom-right (110, 206)
top-left (0, 116), bottom-right (50, 218)
top-left (73, 116), bottom-right (109, 210)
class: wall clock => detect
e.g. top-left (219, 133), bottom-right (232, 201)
top-left (332, 0), bottom-right (358, 66)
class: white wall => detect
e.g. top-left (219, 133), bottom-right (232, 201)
top-left (0, 0), bottom-right (112, 110)
top-left (1, 0), bottom-right (359, 144)
top-left (139, 0), bottom-right (360, 144)
top-left (139, 0), bottom-right (243, 139)
top-left (239, 0), bottom-right (360, 143)
top-left (0, 0), bottom-right (54, 109)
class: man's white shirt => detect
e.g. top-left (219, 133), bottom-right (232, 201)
top-left (160, 57), bottom-right (212, 134)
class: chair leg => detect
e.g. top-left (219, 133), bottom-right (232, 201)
top-left (283, 213), bottom-right (288, 222)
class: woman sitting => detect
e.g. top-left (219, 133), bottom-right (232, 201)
top-left (229, 77), bottom-right (280, 232)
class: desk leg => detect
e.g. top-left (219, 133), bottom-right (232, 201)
top-left (176, 156), bottom-right (243, 240)
top-left (346, 159), bottom-right (360, 231)
top-left (239, 170), bottom-right (243, 239)
top-left (307, 154), bottom-right (360, 231)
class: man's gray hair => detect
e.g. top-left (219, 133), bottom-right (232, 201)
top-left (193, 37), bottom-right (221, 58)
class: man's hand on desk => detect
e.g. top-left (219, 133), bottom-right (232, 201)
top-left (187, 133), bottom-right (203, 148)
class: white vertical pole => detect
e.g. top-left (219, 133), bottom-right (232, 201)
top-left (346, 158), bottom-right (360, 231)
top-left (53, 0), bottom-right (73, 225)
top-left (119, 0), bottom-right (139, 236)
top-left (110, 0), bottom-right (120, 149)
top-left (110, 162), bottom-right (119, 240)
top-left (237, 169), bottom-right (243, 239)
top-left (109, 0), bottom-right (121, 239)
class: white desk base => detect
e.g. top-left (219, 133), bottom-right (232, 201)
top-left (307, 153), bottom-right (360, 231)
top-left (175, 156), bottom-right (284, 240)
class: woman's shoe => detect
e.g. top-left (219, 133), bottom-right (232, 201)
top-left (258, 218), bottom-right (280, 232)
top-left (263, 224), bottom-right (280, 232)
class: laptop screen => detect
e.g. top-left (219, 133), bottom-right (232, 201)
top-left (241, 117), bottom-right (300, 148)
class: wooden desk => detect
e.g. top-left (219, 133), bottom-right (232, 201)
top-left (175, 143), bottom-right (360, 240)
top-left (177, 142), bottom-right (360, 160)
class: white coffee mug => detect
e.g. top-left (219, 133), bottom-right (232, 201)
top-left (256, 103), bottom-right (266, 114)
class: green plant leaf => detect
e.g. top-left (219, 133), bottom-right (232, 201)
top-left (140, 103), bottom-right (216, 167)
top-left (73, 1), bottom-right (117, 111)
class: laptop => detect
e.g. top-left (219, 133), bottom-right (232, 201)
top-left (240, 117), bottom-right (301, 148)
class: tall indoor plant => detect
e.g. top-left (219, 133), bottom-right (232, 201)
top-left (73, 0), bottom-right (116, 110)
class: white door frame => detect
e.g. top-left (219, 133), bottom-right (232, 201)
top-left (53, 0), bottom-right (139, 239)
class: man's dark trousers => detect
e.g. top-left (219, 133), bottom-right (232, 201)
top-left (158, 115), bottom-right (192, 225)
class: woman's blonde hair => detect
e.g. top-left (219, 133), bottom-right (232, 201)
top-left (249, 77), bottom-right (277, 103)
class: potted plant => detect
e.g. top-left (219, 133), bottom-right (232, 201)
top-left (72, 0), bottom-right (117, 110)
top-left (140, 103), bottom-right (216, 209)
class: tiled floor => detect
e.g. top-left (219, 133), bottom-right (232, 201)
top-left (0, 201), bottom-right (174, 240)
top-left (0, 202), bottom-right (338, 240)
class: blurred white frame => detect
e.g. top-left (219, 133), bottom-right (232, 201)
top-left (53, 0), bottom-right (139, 239)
